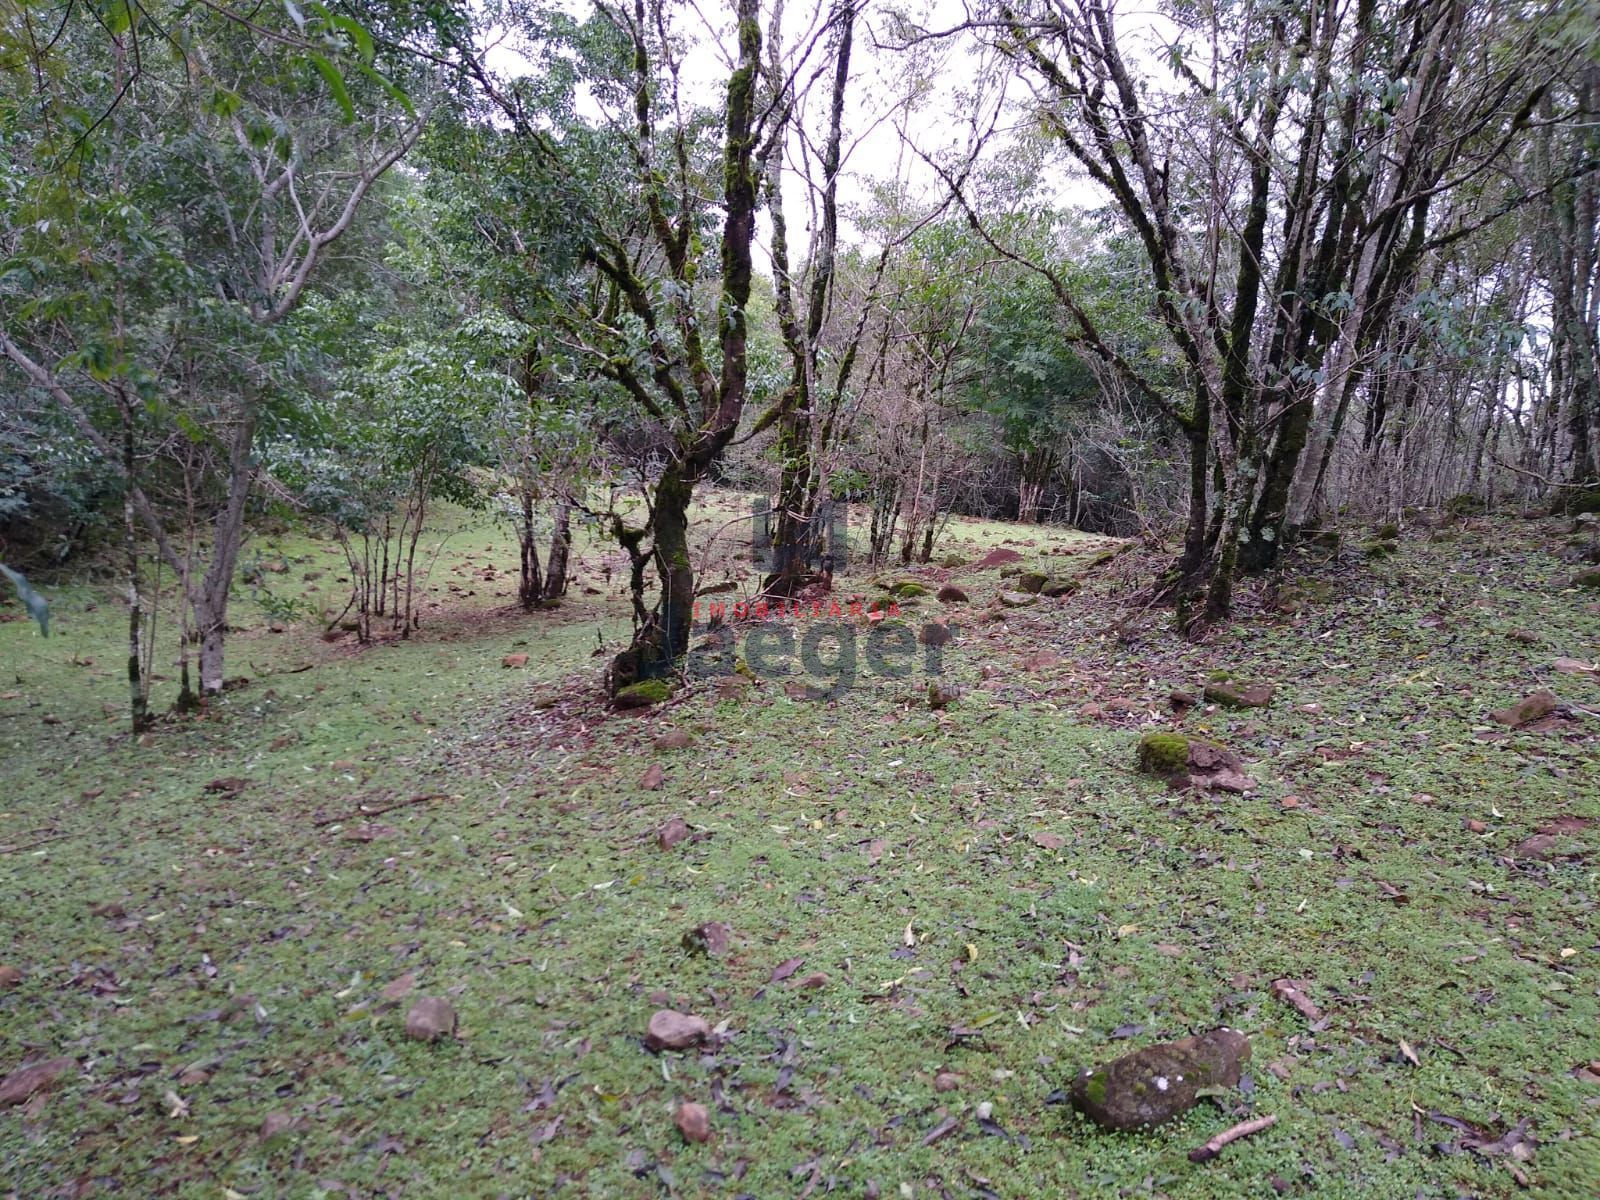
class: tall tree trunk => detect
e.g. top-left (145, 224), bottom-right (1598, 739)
top-left (122, 409), bottom-right (150, 733)
top-left (763, 0), bottom-right (853, 594)
top-left (518, 488), bottom-right (544, 610)
top-left (192, 410), bottom-right (256, 696)
top-left (543, 495), bottom-right (572, 600)
top-left (605, 0), bottom-right (761, 692)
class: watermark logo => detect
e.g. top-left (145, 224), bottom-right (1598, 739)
top-left (688, 612), bottom-right (953, 699)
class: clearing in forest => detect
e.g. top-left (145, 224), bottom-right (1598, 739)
top-left (2, 502), bottom-right (1597, 1197)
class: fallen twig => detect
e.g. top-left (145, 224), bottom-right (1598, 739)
top-left (0, 831), bottom-right (71, 855)
top-left (1189, 1113), bottom-right (1278, 1163)
top-left (313, 794), bottom-right (449, 828)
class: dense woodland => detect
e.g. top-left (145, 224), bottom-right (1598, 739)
top-left (2, 0), bottom-right (1598, 713)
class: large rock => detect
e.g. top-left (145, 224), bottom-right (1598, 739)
top-left (1204, 678), bottom-right (1276, 708)
top-left (645, 1009), bottom-right (710, 1052)
top-left (1069, 1029), bottom-right (1250, 1132)
top-left (615, 679), bottom-right (675, 709)
top-left (404, 997), bottom-right (457, 1042)
top-left (997, 591), bottom-right (1038, 609)
top-left (1017, 571), bottom-right (1049, 595)
top-left (682, 921), bottom-right (731, 957)
top-left (1137, 732), bottom-right (1254, 792)
top-left (1488, 689), bottom-right (1558, 727)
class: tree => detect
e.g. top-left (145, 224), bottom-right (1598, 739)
top-left (936, 0), bottom-right (1580, 625)
top-left (450, 0), bottom-right (782, 693)
top-left (0, 0), bottom-right (431, 713)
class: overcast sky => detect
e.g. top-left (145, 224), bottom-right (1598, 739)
top-left (481, 0), bottom-right (1169, 267)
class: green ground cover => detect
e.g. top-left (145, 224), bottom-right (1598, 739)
top-left (2, 503), bottom-right (1597, 1198)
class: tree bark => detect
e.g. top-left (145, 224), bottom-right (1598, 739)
top-left (543, 495), bottom-right (572, 600)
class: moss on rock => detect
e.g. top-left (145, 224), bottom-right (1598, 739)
top-left (615, 679), bottom-right (675, 708)
top-left (1017, 571), bottom-right (1049, 595)
top-left (1137, 732), bottom-right (1194, 777)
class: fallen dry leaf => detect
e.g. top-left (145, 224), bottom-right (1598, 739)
top-left (1271, 978), bottom-right (1323, 1022)
top-left (0, 1057), bottom-right (73, 1106)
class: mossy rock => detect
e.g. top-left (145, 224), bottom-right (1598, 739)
top-left (1069, 1029), bottom-right (1250, 1132)
top-left (1136, 732), bottom-right (1252, 791)
top-left (1041, 578), bottom-right (1079, 599)
top-left (1137, 732), bottom-right (1197, 776)
top-left (1204, 679), bottom-right (1275, 708)
top-left (1573, 569), bottom-right (1600, 590)
top-left (1303, 528), bottom-right (1341, 550)
top-left (1445, 493), bottom-right (1485, 517)
top-left (1017, 571), bottom-right (1049, 595)
top-left (615, 679), bottom-right (676, 708)
top-left (1488, 689), bottom-right (1557, 728)
top-left (940, 554), bottom-right (965, 569)
top-left (889, 580), bottom-right (930, 598)
top-left (1373, 521), bottom-right (1400, 540)
top-left (1363, 539), bottom-right (1398, 559)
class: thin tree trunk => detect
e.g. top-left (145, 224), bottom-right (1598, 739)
top-left (543, 495), bottom-right (572, 600)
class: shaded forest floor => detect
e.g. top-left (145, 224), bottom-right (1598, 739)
top-left (2, 499), bottom-right (1598, 1198)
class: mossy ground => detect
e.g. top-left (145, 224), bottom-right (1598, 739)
top-left (2, 505), bottom-right (1597, 1198)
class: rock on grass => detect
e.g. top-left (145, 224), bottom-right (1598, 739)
top-left (675, 1100), bottom-right (711, 1142)
top-left (404, 997), bottom-right (457, 1042)
top-left (1203, 679), bottom-right (1276, 708)
top-left (1488, 689), bottom-right (1558, 727)
top-left (615, 679), bottom-right (675, 709)
top-left (1136, 732), bottom-right (1254, 792)
top-left (646, 1010), bottom-right (710, 1052)
top-left (682, 921), bottom-right (731, 957)
top-left (1069, 1029), bottom-right (1250, 1132)
top-left (656, 816), bottom-right (689, 849)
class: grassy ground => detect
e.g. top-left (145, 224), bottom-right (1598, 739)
top-left (2, 501), bottom-right (1597, 1199)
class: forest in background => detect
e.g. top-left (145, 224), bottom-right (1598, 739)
top-left (2, 0), bottom-right (1598, 716)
